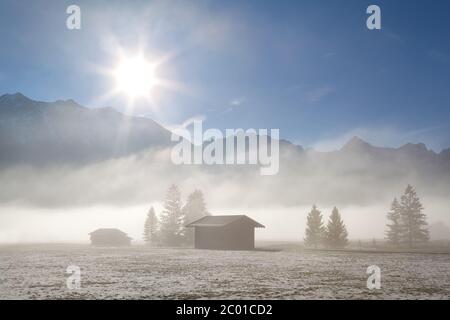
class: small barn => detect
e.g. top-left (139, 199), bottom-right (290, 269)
top-left (185, 215), bottom-right (265, 250)
top-left (89, 228), bottom-right (132, 246)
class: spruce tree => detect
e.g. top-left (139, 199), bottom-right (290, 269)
top-left (399, 185), bottom-right (429, 247)
top-left (183, 190), bottom-right (210, 224)
top-left (385, 198), bottom-right (401, 246)
top-left (159, 184), bottom-right (185, 246)
top-left (304, 205), bottom-right (325, 249)
top-left (143, 206), bottom-right (159, 246)
top-left (182, 190), bottom-right (210, 246)
top-left (325, 207), bottom-right (348, 248)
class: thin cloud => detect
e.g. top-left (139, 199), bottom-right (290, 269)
top-left (306, 86), bottom-right (335, 103)
top-left (322, 52), bottom-right (336, 59)
top-left (230, 98), bottom-right (244, 106)
top-left (312, 125), bottom-right (448, 152)
top-left (221, 98), bottom-right (245, 114)
top-left (386, 32), bottom-right (404, 43)
top-left (428, 50), bottom-right (450, 64)
top-left (403, 124), bottom-right (447, 138)
top-left (165, 115), bottom-right (206, 141)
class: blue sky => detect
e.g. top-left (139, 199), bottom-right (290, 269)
top-left (1, 0), bottom-right (449, 151)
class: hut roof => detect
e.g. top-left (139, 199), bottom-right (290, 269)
top-left (89, 228), bottom-right (131, 238)
top-left (185, 215), bottom-right (265, 228)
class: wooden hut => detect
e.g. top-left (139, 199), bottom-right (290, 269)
top-left (89, 228), bottom-right (132, 246)
top-left (185, 215), bottom-right (264, 250)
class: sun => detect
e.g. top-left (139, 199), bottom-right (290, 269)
top-left (113, 55), bottom-right (159, 100)
top-left (97, 46), bottom-right (181, 110)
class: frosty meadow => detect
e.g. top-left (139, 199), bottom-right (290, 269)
top-left (1, 0), bottom-right (449, 304)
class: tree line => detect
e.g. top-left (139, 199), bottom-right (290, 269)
top-left (385, 184), bottom-right (429, 248)
top-left (304, 184), bottom-right (430, 249)
top-left (143, 184), bottom-right (209, 247)
top-left (145, 184), bottom-right (429, 249)
top-left (304, 206), bottom-right (349, 249)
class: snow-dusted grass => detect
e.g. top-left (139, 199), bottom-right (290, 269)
top-left (0, 244), bottom-right (448, 299)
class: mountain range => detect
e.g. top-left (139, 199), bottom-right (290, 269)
top-left (1, 93), bottom-right (449, 209)
top-left (0, 93), bottom-right (172, 166)
top-left (1, 92), bottom-right (449, 168)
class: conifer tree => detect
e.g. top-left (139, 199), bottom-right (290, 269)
top-left (182, 190), bottom-right (210, 246)
top-left (385, 198), bottom-right (402, 246)
top-left (325, 207), bottom-right (348, 248)
top-left (143, 206), bottom-right (159, 246)
top-left (183, 190), bottom-right (210, 224)
top-left (159, 184), bottom-right (185, 246)
top-left (304, 205), bottom-right (325, 249)
top-left (399, 185), bottom-right (429, 247)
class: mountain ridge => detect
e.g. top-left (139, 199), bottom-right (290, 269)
top-left (0, 93), bottom-right (173, 166)
top-left (1, 93), bottom-right (449, 208)
top-left (0, 93), bottom-right (449, 168)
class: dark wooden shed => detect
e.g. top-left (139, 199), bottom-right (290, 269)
top-left (89, 228), bottom-right (132, 246)
top-left (185, 215), bottom-right (265, 250)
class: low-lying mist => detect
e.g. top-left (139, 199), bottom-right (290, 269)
top-left (0, 147), bottom-right (449, 243)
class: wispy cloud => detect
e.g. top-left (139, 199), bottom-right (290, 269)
top-left (230, 98), bottom-right (244, 106)
top-left (312, 125), bottom-right (449, 152)
top-left (221, 98), bottom-right (245, 114)
top-left (322, 52), bottom-right (336, 59)
top-left (164, 114), bottom-right (206, 141)
top-left (428, 50), bottom-right (450, 64)
top-left (306, 86), bottom-right (335, 103)
top-left (386, 32), bottom-right (404, 43)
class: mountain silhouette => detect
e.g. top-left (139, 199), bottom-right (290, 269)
top-left (0, 93), bottom-right (173, 166)
top-left (1, 93), bottom-right (450, 207)
top-left (0, 93), bottom-right (449, 184)
top-left (341, 136), bottom-right (374, 152)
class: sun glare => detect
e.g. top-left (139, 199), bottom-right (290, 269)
top-left (113, 56), bottom-right (159, 100)
top-left (98, 46), bottom-right (180, 109)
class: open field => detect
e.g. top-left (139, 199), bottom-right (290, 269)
top-left (0, 244), bottom-right (449, 299)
